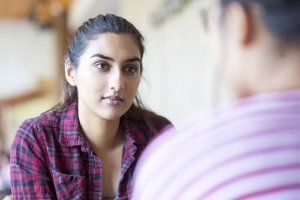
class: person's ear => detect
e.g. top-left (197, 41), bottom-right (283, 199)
top-left (65, 60), bottom-right (77, 86)
top-left (227, 3), bottom-right (253, 46)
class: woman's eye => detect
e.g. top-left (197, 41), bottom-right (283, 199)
top-left (94, 62), bottom-right (109, 71)
top-left (124, 66), bottom-right (138, 74)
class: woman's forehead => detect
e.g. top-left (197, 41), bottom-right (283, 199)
top-left (81, 33), bottom-right (141, 60)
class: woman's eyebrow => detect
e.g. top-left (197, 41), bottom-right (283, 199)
top-left (90, 53), bottom-right (114, 61)
top-left (90, 53), bottom-right (141, 64)
top-left (125, 57), bottom-right (141, 64)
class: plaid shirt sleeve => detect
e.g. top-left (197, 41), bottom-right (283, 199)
top-left (10, 119), bottom-right (56, 200)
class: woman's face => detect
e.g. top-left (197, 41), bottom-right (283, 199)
top-left (67, 33), bottom-right (142, 121)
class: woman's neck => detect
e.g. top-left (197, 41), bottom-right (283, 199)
top-left (79, 112), bottom-right (122, 153)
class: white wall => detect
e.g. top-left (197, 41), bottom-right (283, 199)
top-left (68, 0), bottom-right (120, 31)
top-left (0, 20), bottom-right (57, 151)
top-left (0, 20), bottom-right (56, 99)
top-left (120, 0), bottom-right (219, 125)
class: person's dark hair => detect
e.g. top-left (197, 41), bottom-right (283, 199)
top-left (53, 14), bottom-right (166, 134)
top-left (220, 0), bottom-right (300, 44)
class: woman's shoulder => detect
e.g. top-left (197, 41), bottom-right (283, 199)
top-left (22, 109), bottom-right (62, 129)
top-left (145, 111), bottom-right (172, 132)
top-left (15, 107), bottom-right (66, 140)
top-left (124, 108), bottom-right (173, 141)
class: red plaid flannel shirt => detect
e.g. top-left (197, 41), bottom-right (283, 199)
top-left (10, 100), bottom-right (171, 199)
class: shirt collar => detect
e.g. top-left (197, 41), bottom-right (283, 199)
top-left (58, 100), bottom-right (149, 147)
top-left (121, 116), bottom-right (149, 145)
top-left (59, 100), bottom-right (86, 147)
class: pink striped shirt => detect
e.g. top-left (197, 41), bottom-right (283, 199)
top-left (132, 89), bottom-right (300, 200)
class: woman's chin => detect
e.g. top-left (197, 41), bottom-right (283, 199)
top-left (98, 110), bottom-right (126, 121)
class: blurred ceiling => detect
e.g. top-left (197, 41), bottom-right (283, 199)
top-left (0, 0), bottom-right (72, 24)
top-left (0, 0), bottom-right (120, 29)
top-left (68, 0), bottom-right (120, 31)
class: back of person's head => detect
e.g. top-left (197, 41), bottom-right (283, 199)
top-left (220, 0), bottom-right (300, 45)
top-left (211, 0), bottom-right (300, 98)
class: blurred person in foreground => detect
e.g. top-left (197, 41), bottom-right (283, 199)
top-left (10, 14), bottom-right (171, 199)
top-left (132, 0), bottom-right (300, 199)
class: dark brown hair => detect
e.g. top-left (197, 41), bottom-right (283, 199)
top-left (220, 0), bottom-right (300, 45)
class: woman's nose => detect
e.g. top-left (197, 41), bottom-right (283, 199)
top-left (109, 69), bottom-right (125, 92)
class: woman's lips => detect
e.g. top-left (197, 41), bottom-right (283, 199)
top-left (101, 96), bottom-right (124, 106)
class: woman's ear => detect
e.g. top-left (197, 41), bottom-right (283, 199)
top-left (227, 2), bottom-right (253, 46)
top-left (65, 60), bottom-right (77, 86)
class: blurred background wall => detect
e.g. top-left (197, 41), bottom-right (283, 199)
top-left (120, 0), bottom-right (219, 125)
top-left (0, 0), bottom-right (226, 195)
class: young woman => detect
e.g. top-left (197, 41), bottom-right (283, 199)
top-left (10, 14), bottom-right (171, 199)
